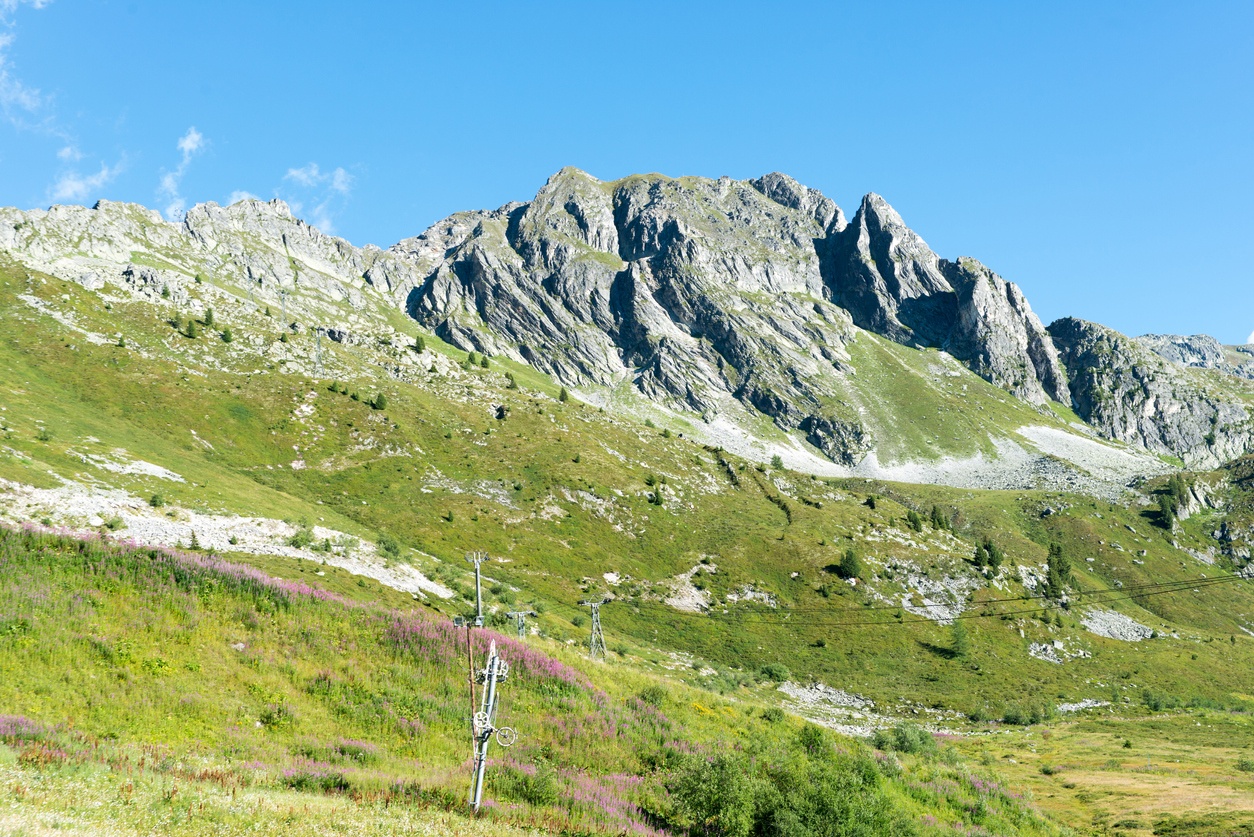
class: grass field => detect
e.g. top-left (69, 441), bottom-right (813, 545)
top-left (2, 253), bottom-right (1254, 834)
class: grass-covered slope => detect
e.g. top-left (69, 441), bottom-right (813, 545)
top-left (0, 528), bottom-right (1072, 836)
top-left (3, 255), bottom-right (1254, 834)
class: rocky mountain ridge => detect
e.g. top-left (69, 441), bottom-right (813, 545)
top-left (2, 167), bottom-right (1252, 479)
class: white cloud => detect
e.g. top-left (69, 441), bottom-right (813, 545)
top-left (0, 29), bottom-right (41, 117)
top-left (56, 144), bottom-right (80, 161)
top-left (1247, 329), bottom-right (1254, 346)
top-left (51, 161), bottom-right (120, 202)
top-left (330, 166), bottom-right (352, 194)
top-left (227, 189), bottom-right (259, 205)
top-left (158, 126), bottom-right (207, 220)
top-left (281, 162), bottom-right (354, 234)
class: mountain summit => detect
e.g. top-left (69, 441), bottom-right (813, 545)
top-left (2, 168), bottom-right (1251, 483)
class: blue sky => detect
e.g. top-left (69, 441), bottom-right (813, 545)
top-left (2, 1), bottom-right (1251, 344)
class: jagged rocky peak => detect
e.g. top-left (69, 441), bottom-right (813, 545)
top-left (749, 172), bottom-right (845, 232)
top-left (827, 192), bottom-right (954, 344)
top-left (397, 170), bottom-right (862, 453)
top-left (390, 169), bottom-right (1090, 464)
top-left (1049, 318), bottom-right (1254, 467)
top-left (823, 193), bottom-right (1068, 406)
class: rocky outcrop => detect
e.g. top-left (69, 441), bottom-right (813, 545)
top-left (1048, 318), bottom-right (1254, 467)
top-left (1136, 333), bottom-right (1254, 381)
top-left (6, 168), bottom-right (1249, 472)
top-left (822, 196), bottom-right (1068, 405)
top-left (399, 168), bottom-right (866, 454)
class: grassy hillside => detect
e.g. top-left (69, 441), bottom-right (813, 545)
top-left (3, 259), bottom-right (1254, 834)
top-left (0, 528), bottom-right (1074, 836)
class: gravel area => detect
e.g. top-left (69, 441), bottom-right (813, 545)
top-left (1081, 608), bottom-right (1154, 641)
top-left (0, 477), bottom-right (454, 599)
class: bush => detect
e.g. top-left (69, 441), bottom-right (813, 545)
top-left (371, 392), bottom-right (387, 410)
top-left (378, 534), bottom-right (400, 557)
top-left (149, 493), bottom-right (165, 508)
top-left (669, 753), bottom-right (755, 837)
top-left (906, 510), bottom-right (923, 532)
top-left (760, 706), bottom-right (785, 724)
top-left (203, 308), bottom-right (214, 327)
top-left (759, 663), bottom-right (791, 682)
top-left (836, 548), bottom-right (862, 580)
top-left (771, 454), bottom-right (784, 469)
top-left (638, 685), bottom-right (667, 708)
top-left (1237, 757), bottom-right (1254, 773)
top-left (872, 722), bottom-right (937, 757)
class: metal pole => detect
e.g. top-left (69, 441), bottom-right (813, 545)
top-left (505, 609), bottom-right (536, 640)
top-left (466, 552), bottom-right (487, 627)
top-left (466, 625), bottom-right (476, 757)
top-left (580, 600), bottom-right (608, 660)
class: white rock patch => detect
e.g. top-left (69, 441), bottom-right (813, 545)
top-left (1081, 608), bottom-right (1154, 641)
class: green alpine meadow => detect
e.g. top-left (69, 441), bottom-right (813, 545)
top-left (1, 163), bottom-right (1253, 837)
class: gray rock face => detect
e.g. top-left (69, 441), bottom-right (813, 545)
top-left (399, 168), bottom-right (864, 457)
top-left (1049, 318), bottom-right (1254, 467)
top-left (399, 170), bottom-right (1074, 459)
top-left (6, 168), bottom-right (1248, 473)
top-left (822, 195), bottom-right (1068, 405)
top-left (1136, 333), bottom-right (1254, 381)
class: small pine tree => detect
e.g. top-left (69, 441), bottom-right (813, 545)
top-left (279, 332), bottom-right (289, 343)
top-left (906, 509), bottom-right (924, 532)
top-left (186, 319), bottom-right (197, 339)
top-left (221, 327), bottom-right (233, 343)
top-left (558, 386), bottom-right (569, 403)
top-left (973, 542), bottom-right (988, 568)
top-left (1045, 543), bottom-right (1071, 598)
top-left (372, 393), bottom-right (388, 410)
top-left (505, 372), bottom-right (517, 389)
top-left (467, 351), bottom-right (479, 366)
top-left (203, 308), bottom-right (214, 327)
top-left (984, 537), bottom-right (1004, 571)
top-left (264, 306), bottom-right (272, 317)
top-left (480, 355), bottom-right (489, 369)
top-left (116, 336), bottom-right (126, 348)
top-left (837, 548), bottom-right (862, 580)
top-left (930, 505), bottom-right (948, 530)
top-left (413, 336), bottom-right (425, 353)
top-left (160, 284), bottom-right (170, 299)
top-left (189, 530), bottom-right (200, 550)
top-left (771, 454), bottom-right (784, 469)
top-left (1157, 493), bottom-right (1176, 530)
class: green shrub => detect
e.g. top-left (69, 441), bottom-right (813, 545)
top-left (149, 493), bottom-right (165, 508)
top-left (906, 510), bottom-right (923, 532)
top-left (378, 534), bottom-right (400, 556)
top-left (669, 752), bottom-right (755, 837)
top-left (759, 663), bottom-right (791, 682)
top-left (371, 392), bottom-right (387, 410)
top-left (221, 327), bottom-right (232, 343)
top-left (771, 454), bottom-right (784, 469)
top-left (638, 685), bottom-right (667, 708)
top-left (760, 707), bottom-right (785, 724)
top-left (836, 548), bottom-right (862, 580)
top-left (872, 722), bottom-right (937, 757)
